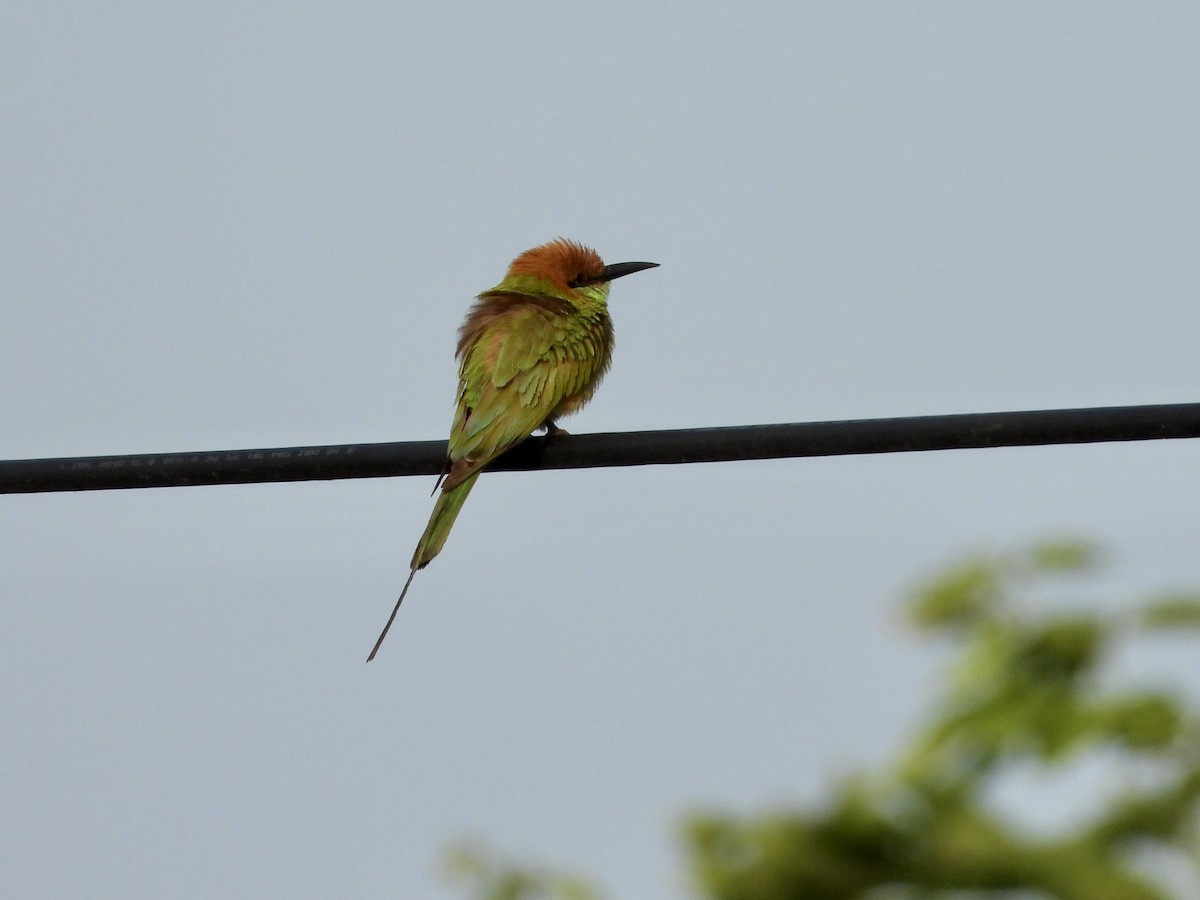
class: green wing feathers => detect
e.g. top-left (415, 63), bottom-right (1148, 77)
top-left (416, 295), bottom-right (612, 568)
top-left (447, 298), bottom-right (611, 479)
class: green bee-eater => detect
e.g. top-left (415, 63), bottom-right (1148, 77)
top-left (367, 239), bottom-right (658, 660)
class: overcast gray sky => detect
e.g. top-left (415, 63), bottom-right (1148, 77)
top-left (3, 4), bottom-right (1199, 898)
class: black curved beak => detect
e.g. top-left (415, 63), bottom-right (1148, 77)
top-left (599, 260), bottom-right (659, 282)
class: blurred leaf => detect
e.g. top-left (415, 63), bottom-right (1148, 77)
top-left (908, 558), bottom-right (1005, 629)
top-left (1026, 539), bottom-right (1102, 574)
top-left (1016, 619), bottom-right (1105, 681)
top-left (444, 843), bottom-right (600, 900)
top-left (1141, 595), bottom-right (1200, 629)
top-left (1099, 693), bottom-right (1182, 750)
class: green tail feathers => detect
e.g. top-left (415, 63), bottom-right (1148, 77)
top-left (366, 472), bottom-right (479, 661)
top-left (412, 472), bottom-right (479, 570)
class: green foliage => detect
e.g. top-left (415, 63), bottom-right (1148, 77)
top-left (446, 540), bottom-right (1200, 900)
top-left (1142, 595), bottom-right (1200, 629)
top-left (685, 540), bottom-right (1200, 900)
top-left (908, 539), bottom-right (1100, 630)
top-left (445, 842), bottom-right (600, 900)
top-left (1027, 539), bottom-right (1102, 574)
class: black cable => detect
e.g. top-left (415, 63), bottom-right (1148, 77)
top-left (2, 402), bottom-right (1198, 495)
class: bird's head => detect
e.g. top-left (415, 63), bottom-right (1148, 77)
top-left (505, 239), bottom-right (658, 297)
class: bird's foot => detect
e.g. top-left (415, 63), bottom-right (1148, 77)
top-left (543, 421), bottom-right (570, 437)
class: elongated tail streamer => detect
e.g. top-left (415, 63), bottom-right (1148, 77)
top-left (366, 472), bottom-right (480, 661)
top-left (366, 566), bottom-right (417, 661)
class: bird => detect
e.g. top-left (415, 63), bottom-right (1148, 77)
top-left (366, 239), bottom-right (658, 660)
